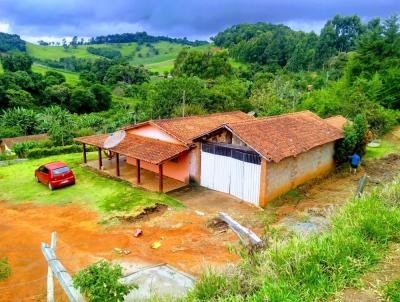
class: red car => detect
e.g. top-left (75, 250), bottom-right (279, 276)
top-left (35, 161), bottom-right (75, 190)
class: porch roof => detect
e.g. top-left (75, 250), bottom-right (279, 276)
top-left (74, 133), bottom-right (189, 165)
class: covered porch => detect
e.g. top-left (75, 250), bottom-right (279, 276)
top-left (74, 133), bottom-right (190, 193)
top-left (86, 155), bottom-right (187, 192)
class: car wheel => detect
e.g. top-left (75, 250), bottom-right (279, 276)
top-left (35, 176), bottom-right (40, 183)
top-left (48, 183), bottom-right (53, 190)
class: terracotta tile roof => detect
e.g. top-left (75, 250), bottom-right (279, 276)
top-left (325, 115), bottom-right (350, 130)
top-left (74, 133), bottom-right (188, 165)
top-left (125, 111), bottom-right (254, 144)
top-left (1, 133), bottom-right (48, 149)
top-left (223, 111), bottom-right (343, 163)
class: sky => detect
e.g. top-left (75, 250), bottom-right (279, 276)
top-left (0, 0), bottom-right (399, 43)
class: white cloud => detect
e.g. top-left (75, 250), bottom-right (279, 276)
top-left (284, 20), bottom-right (326, 34)
top-left (0, 21), bottom-right (11, 33)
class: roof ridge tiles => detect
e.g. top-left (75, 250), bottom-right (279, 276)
top-left (225, 110), bottom-right (318, 126)
top-left (151, 111), bottom-right (248, 123)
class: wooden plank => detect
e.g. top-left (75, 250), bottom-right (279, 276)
top-left (82, 144), bottom-right (87, 164)
top-left (219, 212), bottom-right (262, 246)
top-left (98, 147), bottom-right (102, 169)
top-left (159, 164), bottom-right (163, 193)
top-left (136, 159), bottom-right (141, 184)
top-left (116, 153), bottom-right (120, 177)
top-left (41, 243), bottom-right (85, 302)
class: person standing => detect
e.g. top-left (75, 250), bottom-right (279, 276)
top-left (349, 153), bottom-right (361, 174)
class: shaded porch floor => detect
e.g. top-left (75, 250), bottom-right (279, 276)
top-left (86, 156), bottom-right (187, 193)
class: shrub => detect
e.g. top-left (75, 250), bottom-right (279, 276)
top-left (334, 114), bottom-right (368, 162)
top-left (0, 257), bottom-right (11, 280)
top-left (26, 144), bottom-right (83, 159)
top-left (72, 260), bottom-right (136, 302)
top-left (0, 126), bottom-right (23, 139)
top-left (0, 152), bottom-right (17, 161)
top-left (1, 107), bottom-right (37, 135)
top-left (12, 141), bottom-right (41, 158)
top-left (74, 128), bottom-right (95, 138)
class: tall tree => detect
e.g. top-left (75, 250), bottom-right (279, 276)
top-left (1, 52), bottom-right (33, 72)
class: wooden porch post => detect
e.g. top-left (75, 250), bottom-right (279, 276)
top-left (136, 159), bottom-right (141, 184)
top-left (116, 153), bottom-right (120, 176)
top-left (83, 143), bottom-right (87, 164)
top-left (98, 147), bottom-right (102, 169)
top-left (158, 164), bottom-right (163, 193)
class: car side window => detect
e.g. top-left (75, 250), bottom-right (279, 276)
top-left (39, 167), bottom-right (49, 174)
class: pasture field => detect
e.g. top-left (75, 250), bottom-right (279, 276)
top-left (31, 64), bottom-right (80, 84)
top-left (27, 41), bottom-right (212, 72)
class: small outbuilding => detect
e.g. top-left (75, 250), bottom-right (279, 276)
top-left (0, 133), bottom-right (48, 153)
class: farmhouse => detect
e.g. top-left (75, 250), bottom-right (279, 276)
top-left (74, 111), bottom-right (343, 206)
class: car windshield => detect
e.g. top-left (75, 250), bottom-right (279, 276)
top-left (52, 167), bottom-right (70, 175)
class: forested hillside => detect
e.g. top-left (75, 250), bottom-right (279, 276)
top-left (0, 14), bottom-right (398, 159)
top-left (0, 32), bottom-right (26, 52)
top-left (213, 15), bottom-right (366, 71)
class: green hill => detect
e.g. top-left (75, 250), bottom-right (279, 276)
top-left (31, 64), bottom-right (80, 84)
top-left (27, 42), bottom-right (211, 73)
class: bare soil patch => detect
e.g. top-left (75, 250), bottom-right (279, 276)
top-left (0, 201), bottom-right (239, 301)
top-left (115, 203), bottom-right (168, 223)
top-left (364, 153), bottom-right (400, 184)
top-left (269, 153), bottom-right (400, 235)
top-left (206, 217), bottom-right (228, 232)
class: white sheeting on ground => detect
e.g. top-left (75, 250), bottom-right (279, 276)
top-left (122, 264), bottom-right (195, 301)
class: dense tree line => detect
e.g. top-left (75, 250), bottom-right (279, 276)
top-left (0, 52), bottom-right (112, 117)
top-left (0, 33), bottom-right (26, 52)
top-left (0, 14), bottom-right (398, 152)
top-left (87, 31), bottom-right (208, 47)
top-left (212, 15), bottom-right (370, 71)
top-left (86, 47), bottom-right (122, 59)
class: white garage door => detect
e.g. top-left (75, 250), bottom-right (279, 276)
top-left (200, 144), bottom-right (261, 206)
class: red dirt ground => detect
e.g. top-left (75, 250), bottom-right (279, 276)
top-left (0, 201), bottom-right (242, 301)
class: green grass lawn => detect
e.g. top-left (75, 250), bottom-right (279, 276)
top-left (32, 64), bottom-right (80, 84)
top-left (0, 153), bottom-right (181, 215)
top-left (365, 140), bottom-right (400, 159)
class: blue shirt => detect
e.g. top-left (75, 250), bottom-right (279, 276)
top-left (350, 154), bottom-right (361, 166)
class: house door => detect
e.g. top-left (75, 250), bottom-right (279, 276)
top-left (200, 144), bottom-right (261, 206)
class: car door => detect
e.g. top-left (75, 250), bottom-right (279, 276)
top-left (38, 166), bottom-right (50, 184)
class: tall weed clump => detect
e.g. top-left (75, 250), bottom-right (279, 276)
top-left (186, 178), bottom-right (400, 302)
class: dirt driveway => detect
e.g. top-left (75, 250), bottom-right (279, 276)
top-left (0, 188), bottom-right (262, 301)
